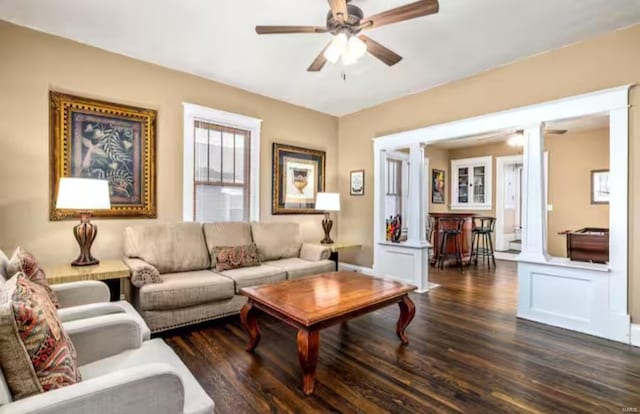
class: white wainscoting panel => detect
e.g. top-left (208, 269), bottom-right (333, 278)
top-left (518, 262), bottom-right (629, 343)
top-left (373, 243), bottom-right (430, 292)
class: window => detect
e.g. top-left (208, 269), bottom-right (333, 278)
top-left (194, 121), bottom-right (250, 222)
top-left (183, 103), bottom-right (261, 222)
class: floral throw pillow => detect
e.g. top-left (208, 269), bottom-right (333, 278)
top-left (0, 273), bottom-right (81, 399)
top-left (7, 247), bottom-right (59, 308)
top-left (212, 244), bottom-right (261, 272)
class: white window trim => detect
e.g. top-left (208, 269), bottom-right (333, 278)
top-left (450, 155), bottom-right (493, 210)
top-left (182, 103), bottom-right (262, 222)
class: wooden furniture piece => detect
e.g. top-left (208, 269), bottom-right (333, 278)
top-left (44, 259), bottom-right (131, 301)
top-left (558, 228), bottom-right (609, 263)
top-left (239, 272), bottom-right (417, 395)
top-left (435, 217), bottom-right (465, 271)
top-left (311, 242), bottom-right (362, 270)
top-left (471, 216), bottom-right (497, 268)
top-left (429, 212), bottom-right (475, 266)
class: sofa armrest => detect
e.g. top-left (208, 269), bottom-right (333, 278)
top-left (51, 281), bottom-right (110, 308)
top-left (299, 243), bottom-right (331, 262)
top-left (123, 257), bottom-right (161, 288)
top-left (64, 314), bottom-right (142, 366)
top-left (58, 302), bottom-right (128, 324)
top-left (0, 364), bottom-right (184, 414)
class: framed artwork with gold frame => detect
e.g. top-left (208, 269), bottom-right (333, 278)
top-left (272, 143), bottom-right (326, 214)
top-left (49, 91), bottom-right (157, 220)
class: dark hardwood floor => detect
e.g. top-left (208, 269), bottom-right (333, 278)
top-left (164, 261), bottom-right (640, 413)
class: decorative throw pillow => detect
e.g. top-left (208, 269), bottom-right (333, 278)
top-left (0, 273), bottom-right (81, 400)
top-left (212, 244), bottom-right (261, 272)
top-left (7, 247), bottom-right (59, 308)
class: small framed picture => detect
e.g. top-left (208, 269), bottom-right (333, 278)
top-left (432, 169), bottom-right (445, 204)
top-left (350, 169), bottom-right (365, 196)
top-left (591, 169), bottom-right (610, 204)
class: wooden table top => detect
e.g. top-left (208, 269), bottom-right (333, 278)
top-left (240, 272), bottom-right (416, 326)
top-left (43, 259), bottom-right (130, 285)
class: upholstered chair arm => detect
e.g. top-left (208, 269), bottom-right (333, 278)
top-left (123, 257), bottom-right (162, 288)
top-left (0, 363), bottom-right (184, 414)
top-left (58, 302), bottom-right (128, 323)
top-left (299, 244), bottom-right (331, 262)
top-left (50, 281), bottom-right (110, 308)
top-left (64, 314), bottom-right (143, 366)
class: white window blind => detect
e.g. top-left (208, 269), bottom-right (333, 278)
top-left (193, 120), bottom-right (250, 222)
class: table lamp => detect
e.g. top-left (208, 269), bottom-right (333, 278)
top-left (56, 177), bottom-right (111, 266)
top-left (315, 192), bottom-right (340, 244)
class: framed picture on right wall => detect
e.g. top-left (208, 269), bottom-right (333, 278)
top-left (432, 169), bottom-right (445, 204)
top-left (591, 169), bottom-right (610, 204)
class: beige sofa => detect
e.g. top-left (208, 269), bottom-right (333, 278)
top-left (123, 221), bottom-right (334, 333)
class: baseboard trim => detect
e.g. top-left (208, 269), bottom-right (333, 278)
top-left (631, 324), bottom-right (640, 347)
top-left (494, 251), bottom-right (519, 261)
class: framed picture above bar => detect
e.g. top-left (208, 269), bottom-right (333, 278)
top-left (50, 92), bottom-right (157, 220)
top-left (591, 169), bottom-right (610, 204)
top-left (350, 169), bottom-right (365, 196)
top-left (272, 143), bottom-right (326, 214)
top-left (432, 169), bottom-right (445, 204)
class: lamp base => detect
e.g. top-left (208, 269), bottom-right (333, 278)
top-left (321, 213), bottom-right (334, 245)
top-left (71, 212), bottom-right (99, 267)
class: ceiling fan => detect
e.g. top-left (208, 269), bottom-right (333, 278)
top-left (255, 0), bottom-right (440, 71)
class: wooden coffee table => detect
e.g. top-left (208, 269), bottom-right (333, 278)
top-left (239, 271), bottom-right (417, 395)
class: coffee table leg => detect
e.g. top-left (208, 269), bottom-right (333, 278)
top-left (396, 294), bottom-right (416, 344)
top-left (240, 300), bottom-right (261, 352)
top-left (297, 329), bottom-right (320, 395)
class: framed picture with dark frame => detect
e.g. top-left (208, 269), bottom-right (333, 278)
top-left (432, 169), bottom-right (445, 204)
top-left (49, 91), bottom-right (157, 220)
top-left (272, 143), bottom-right (326, 214)
top-left (591, 169), bottom-right (610, 204)
top-left (350, 169), bottom-right (365, 196)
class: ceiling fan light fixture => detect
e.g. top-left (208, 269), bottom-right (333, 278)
top-left (342, 35), bottom-right (367, 66)
top-left (324, 32), bottom-right (348, 63)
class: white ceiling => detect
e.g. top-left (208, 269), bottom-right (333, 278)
top-left (1, 0), bottom-right (639, 116)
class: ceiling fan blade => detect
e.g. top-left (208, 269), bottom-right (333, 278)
top-left (307, 41), bottom-right (332, 72)
top-left (546, 129), bottom-right (568, 135)
top-left (360, 0), bottom-right (439, 30)
top-left (255, 26), bottom-right (328, 35)
top-left (328, 0), bottom-right (349, 23)
top-left (358, 35), bottom-right (402, 66)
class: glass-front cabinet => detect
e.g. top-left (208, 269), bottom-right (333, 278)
top-left (450, 156), bottom-right (492, 210)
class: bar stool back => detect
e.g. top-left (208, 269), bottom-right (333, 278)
top-left (471, 216), bottom-right (497, 268)
top-left (435, 217), bottom-right (466, 271)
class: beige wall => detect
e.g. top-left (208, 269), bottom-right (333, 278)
top-left (546, 129), bottom-right (610, 257)
top-left (0, 21), bottom-right (338, 264)
top-left (337, 24), bottom-right (640, 320)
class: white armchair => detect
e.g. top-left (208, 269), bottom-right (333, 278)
top-left (0, 314), bottom-right (213, 414)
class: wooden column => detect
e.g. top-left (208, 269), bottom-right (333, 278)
top-left (519, 123), bottom-right (550, 263)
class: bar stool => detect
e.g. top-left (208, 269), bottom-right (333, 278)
top-left (435, 217), bottom-right (465, 272)
top-left (471, 217), bottom-right (497, 268)
top-left (426, 215), bottom-right (436, 261)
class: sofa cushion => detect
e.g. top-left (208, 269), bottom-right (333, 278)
top-left (263, 258), bottom-right (335, 280)
top-left (251, 222), bottom-right (303, 261)
top-left (124, 223), bottom-right (210, 274)
top-left (80, 339), bottom-right (214, 414)
top-left (138, 270), bottom-right (234, 311)
top-left (212, 244), bottom-right (261, 272)
top-left (0, 273), bottom-right (80, 400)
top-left (7, 247), bottom-right (59, 308)
top-left (203, 222), bottom-right (253, 250)
top-left (219, 265), bottom-right (287, 293)
top-left (0, 249), bottom-right (9, 282)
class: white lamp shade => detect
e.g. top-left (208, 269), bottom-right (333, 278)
top-left (315, 192), bottom-right (341, 212)
top-left (56, 178), bottom-right (111, 210)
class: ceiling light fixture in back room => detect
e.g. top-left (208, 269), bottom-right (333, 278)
top-left (256, 0), bottom-right (440, 71)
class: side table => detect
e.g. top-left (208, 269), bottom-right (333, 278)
top-left (314, 242), bottom-right (362, 271)
top-left (43, 259), bottom-right (131, 302)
